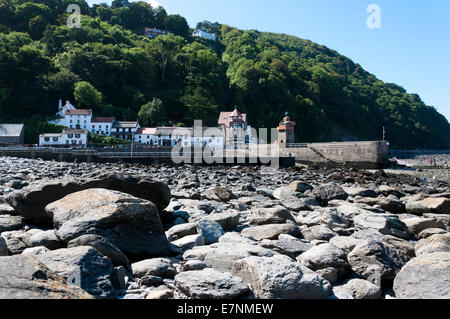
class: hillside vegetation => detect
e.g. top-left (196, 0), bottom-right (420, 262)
top-left (0, 0), bottom-right (449, 149)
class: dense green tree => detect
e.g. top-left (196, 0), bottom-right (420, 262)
top-left (165, 14), bottom-right (189, 37)
top-left (138, 98), bottom-right (167, 126)
top-left (74, 81), bottom-right (102, 111)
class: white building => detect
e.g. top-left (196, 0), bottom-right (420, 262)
top-left (192, 29), bottom-right (217, 41)
top-left (49, 100), bottom-right (92, 130)
top-left (39, 129), bottom-right (88, 148)
top-left (91, 117), bottom-right (115, 136)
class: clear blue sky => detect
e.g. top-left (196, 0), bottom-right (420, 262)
top-left (87, 0), bottom-right (450, 122)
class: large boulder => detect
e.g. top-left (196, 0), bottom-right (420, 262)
top-left (415, 233), bottom-right (450, 256)
top-left (353, 214), bottom-right (412, 240)
top-left (312, 183), bottom-right (348, 206)
top-left (248, 206), bottom-right (296, 225)
top-left (393, 252), bottom-right (450, 299)
top-left (347, 241), bottom-right (410, 286)
top-left (232, 255), bottom-right (332, 299)
top-left (241, 223), bottom-right (302, 241)
top-left (297, 244), bottom-right (350, 279)
top-left (0, 254), bottom-right (93, 299)
top-left (33, 246), bottom-right (115, 299)
top-left (302, 225), bottom-right (337, 242)
top-left (174, 268), bottom-right (250, 299)
top-left (420, 198), bottom-right (450, 214)
top-left (203, 212), bottom-right (241, 231)
top-left (6, 173), bottom-right (171, 226)
top-left (402, 217), bottom-right (446, 235)
top-left (47, 189), bottom-right (171, 257)
top-left (67, 234), bottom-right (130, 268)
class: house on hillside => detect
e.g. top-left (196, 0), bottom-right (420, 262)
top-left (192, 29), bottom-right (217, 41)
top-left (0, 124), bottom-right (25, 145)
top-left (91, 117), bottom-right (116, 136)
top-left (49, 100), bottom-right (92, 130)
top-left (111, 121), bottom-right (140, 141)
top-left (145, 27), bottom-right (171, 39)
top-left (39, 129), bottom-right (88, 148)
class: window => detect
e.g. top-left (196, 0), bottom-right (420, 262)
top-left (75, 134), bottom-right (80, 138)
top-left (71, 140), bottom-right (76, 144)
top-left (68, 134), bottom-right (73, 138)
top-left (44, 137), bottom-right (50, 142)
top-left (53, 137), bottom-right (58, 142)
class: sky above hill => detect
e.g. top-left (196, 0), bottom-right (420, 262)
top-left (86, 0), bottom-right (450, 123)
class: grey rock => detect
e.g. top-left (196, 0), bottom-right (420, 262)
top-left (312, 183), bottom-right (348, 206)
top-left (0, 214), bottom-right (24, 233)
top-left (232, 255), bottom-right (332, 299)
top-left (418, 228), bottom-right (447, 239)
top-left (286, 181), bottom-right (313, 193)
top-left (381, 235), bottom-right (416, 258)
top-left (138, 275), bottom-right (164, 287)
top-left (21, 246), bottom-right (50, 256)
top-left (48, 189), bottom-right (170, 257)
top-left (415, 233), bottom-right (450, 256)
top-left (183, 260), bottom-right (207, 271)
top-left (204, 186), bottom-right (236, 202)
top-left (0, 203), bottom-right (15, 215)
top-left (67, 234), bottom-right (130, 268)
top-left (6, 172), bottom-right (171, 226)
top-left (131, 258), bottom-right (177, 279)
top-left (402, 217), bottom-right (445, 235)
top-left (241, 224), bottom-right (302, 241)
top-left (196, 220), bottom-right (225, 244)
top-left (351, 228), bottom-right (384, 242)
top-left (420, 198), bottom-right (450, 214)
top-left (167, 223), bottom-right (197, 240)
top-left (302, 225), bottom-right (337, 241)
top-left (260, 236), bottom-right (312, 259)
top-left (174, 268), bottom-right (250, 299)
top-left (393, 252), bottom-right (450, 299)
top-left (353, 214), bottom-right (412, 239)
top-left (33, 246), bottom-right (115, 299)
top-left (171, 234), bottom-right (205, 251)
top-left (0, 254), bottom-right (93, 299)
top-left (347, 241), bottom-right (410, 285)
top-left (329, 236), bottom-right (363, 254)
top-left (28, 230), bottom-right (65, 250)
top-left (248, 206), bottom-right (295, 225)
top-left (333, 279), bottom-right (382, 299)
top-left (297, 243), bottom-right (349, 277)
top-left (0, 236), bottom-right (7, 256)
top-left (203, 212), bottom-right (241, 231)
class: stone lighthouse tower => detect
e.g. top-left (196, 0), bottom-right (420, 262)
top-left (277, 112), bottom-right (296, 148)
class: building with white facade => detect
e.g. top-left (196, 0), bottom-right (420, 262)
top-left (49, 100), bottom-right (92, 130)
top-left (39, 129), bottom-right (88, 148)
top-left (192, 29), bottom-right (217, 41)
top-left (91, 117), bottom-right (115, 136)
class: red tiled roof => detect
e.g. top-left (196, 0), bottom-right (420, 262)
top-left (65, 109), bottom-right (91, 116)
top-left (92, 117), bottom-right (116, 123)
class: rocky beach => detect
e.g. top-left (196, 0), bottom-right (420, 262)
top-left (0, 156), bottom-right (449, 299)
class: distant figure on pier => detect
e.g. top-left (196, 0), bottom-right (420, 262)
top-left (429, 158), bottom-right (433, 166)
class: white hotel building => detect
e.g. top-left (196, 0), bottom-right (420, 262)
top-left (39, 129), bottom-right (88, 148)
